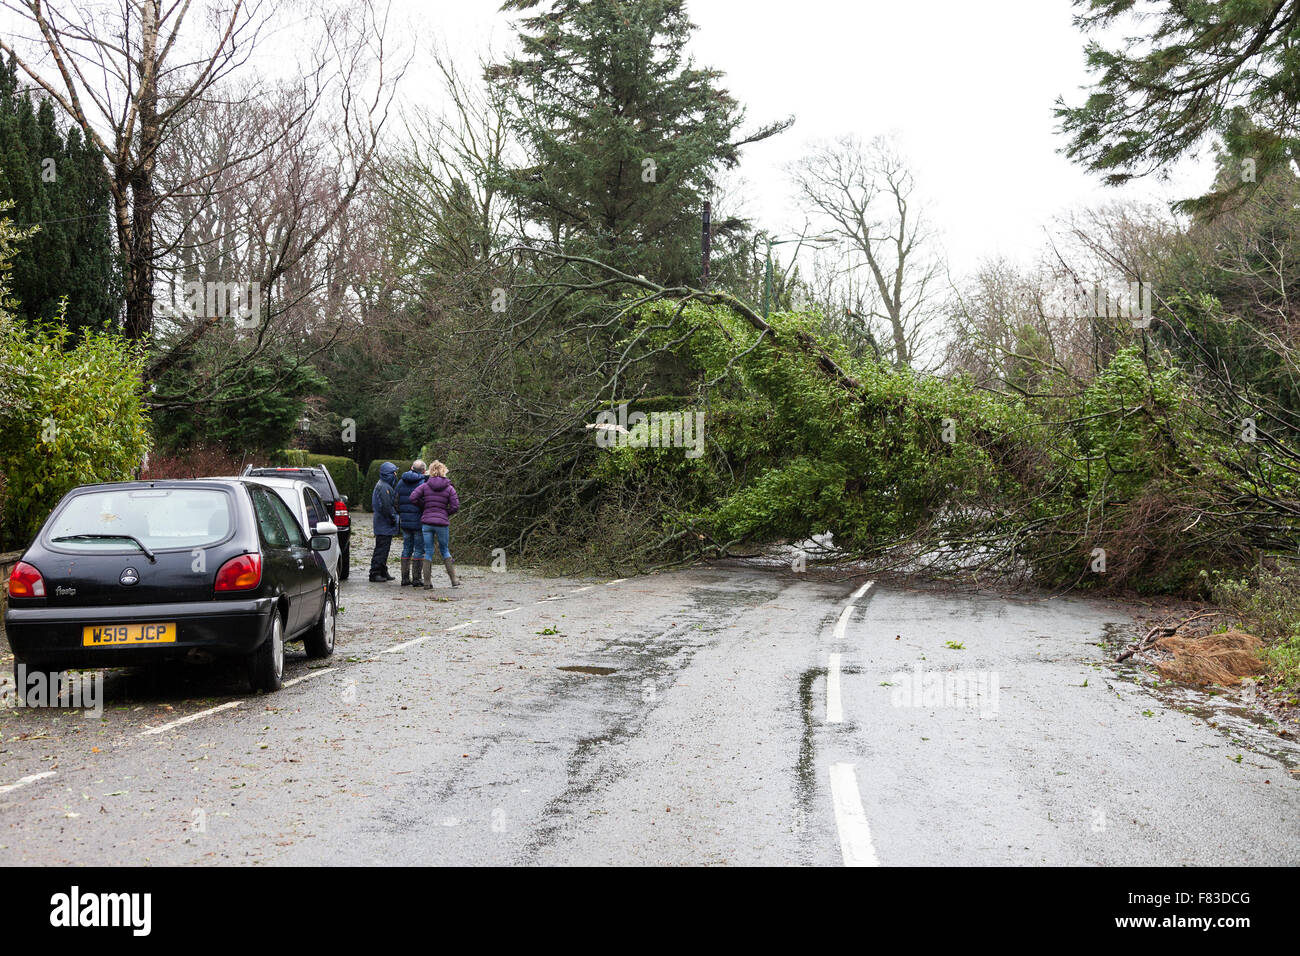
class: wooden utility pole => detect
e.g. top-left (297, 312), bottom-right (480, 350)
top-left (701, 201), bottom-right (711, 290)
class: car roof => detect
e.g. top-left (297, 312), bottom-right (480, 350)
top-left (64, 478), bottom-right (247, 492)
top-left (242, 476), bottom-right (312, 491)
top-left (244, 465), bottom-right (338, 493)
top-left (245, 466), bottom-right (332, 479)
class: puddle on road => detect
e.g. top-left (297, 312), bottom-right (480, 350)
top-left (1104, 623), bottom-right (1300, 772)
top-left (1139, 678), bottom-right (1299, 772)
top-left (556, 665), bottom-right (618, 676)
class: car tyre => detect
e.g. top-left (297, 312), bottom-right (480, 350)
top-left (303, 591), bottom-right (336, 659)
top-left (248, 611), bottom-right (285, 693)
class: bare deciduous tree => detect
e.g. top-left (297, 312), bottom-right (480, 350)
top-left (790, 134), bottom-right (943, 368)
top-left (0, 0), bottom-right (403, 378)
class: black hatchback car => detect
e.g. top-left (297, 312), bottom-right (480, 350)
top-left (4, 479), bottom-right (337, 694)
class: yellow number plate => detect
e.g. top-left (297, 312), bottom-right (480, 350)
top-left (82, 623), bottom-right (177, 647)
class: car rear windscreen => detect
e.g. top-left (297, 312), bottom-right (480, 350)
top-left (249, 469), bottom-right (334, 501)
top-left (45, 488), bottom-right (234, 552)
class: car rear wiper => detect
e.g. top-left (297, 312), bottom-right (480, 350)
top-left (51, 533), bottom-right (157, 563)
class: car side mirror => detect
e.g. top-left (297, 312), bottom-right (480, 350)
top-left (309, 535), bottom-right (331, 551)
top-left (314, 521), bottom-right (339, 536)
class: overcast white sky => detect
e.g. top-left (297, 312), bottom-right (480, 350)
top-left (0, 0), bottom-right (1212, 279)
top-left (410, 0), bottom-right (1214, 280)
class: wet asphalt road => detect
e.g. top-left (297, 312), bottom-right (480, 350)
top-left (1, 542), bottom-right (1297, 866)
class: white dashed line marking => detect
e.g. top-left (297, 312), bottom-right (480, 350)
top-left (139, 700), bottom-right (242, 736)
top-left (446, 621), bottom-right (479, 631)
top-left (826, 653), bottom-right (843, 724)
top-left (606, 579), bottom-right (626, 586)
top-left (828, 763), bottom-right (878, 866)
top-left (282, 667), bottom-right (335, 688)
top-left (0, 770), bottom-right (56, 794)
top-left (822, 581), bottom-right (877, 862)
top-left (849, 580), bottom-right (874, 603)
top-left (496, 608), bottom-right (520, 616)
top-left (384, 634), bottom-right (435, 654)
top-left (831, 581), bottom-right (873, 642)
top-left (832, 604), bottom-right (856, 642)
top-left (571, 586), bottom-right (594, 593)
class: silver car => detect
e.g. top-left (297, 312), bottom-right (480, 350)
top-left (243, 476), bottom-right (342, 585)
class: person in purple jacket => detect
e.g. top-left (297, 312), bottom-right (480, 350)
top-left (408, 459), bottom-right (461, 588)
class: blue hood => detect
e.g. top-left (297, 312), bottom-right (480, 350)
top-left (379, 461), bottom-right (398, 485)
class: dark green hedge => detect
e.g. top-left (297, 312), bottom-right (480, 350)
top-left (273, 450), bottom-right (364, 506)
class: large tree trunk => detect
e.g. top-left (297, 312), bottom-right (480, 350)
top-left (123, 0), bottom-right (160, 341)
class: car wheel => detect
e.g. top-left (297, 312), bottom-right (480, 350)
top-left (303, 591), bottom-right (336, 659)
top-left (248, 612), bottom-right (285, 692)
top-left (339, 544), bottom-right (350, 581)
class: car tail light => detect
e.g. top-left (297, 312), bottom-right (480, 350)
top-left (214, 554), bottom-right (262, 592)
top-left (7, 561), bottom-right (45, 598)
top-left (332, 501), bottom-right (350, 529)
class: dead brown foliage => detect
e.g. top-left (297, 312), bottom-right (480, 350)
top-left (1154, 628), bottom-right (1266, 686)
top-left (140, 446), bottom-right (246, 480)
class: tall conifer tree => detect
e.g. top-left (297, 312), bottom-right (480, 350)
top-left (495, 0), bottom-right (788, 285)
top-left (0, 54), bottom-right (119, 333)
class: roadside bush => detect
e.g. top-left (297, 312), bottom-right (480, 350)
top-left (1027, 347), bottom-right (1292, 593)
top-left (1206, 565), bottom-right (1300, 689)
top-left (0, 312), bottom-right (151, 550)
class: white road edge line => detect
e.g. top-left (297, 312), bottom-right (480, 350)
top-left (446, 621), bottom-right (479, 631)
top-left (826, 653), bottom-right (843, 724)
top-left (0, 770), bottom-right (56, 794)
top-left (828, 763), bottom-right (879, 867)
top-left (384, 634), bottom-right (435, 654)
top-left (282, 667), bottom-right (335, 688)
top-left (606, 578), bottom-right (626, 586)
top-left (832, 604), bottom-right (856, 642)
top-left (495, 608), bottom-right (520, 616)
top-left (849, 580), bottom-right (875, 603)
top-left (139, 700), bottom-right (241, 737)
top-left (571, 585), bottom-right (594, 593)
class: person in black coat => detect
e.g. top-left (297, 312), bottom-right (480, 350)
top-left (368, 461), bottom-right (399, 582)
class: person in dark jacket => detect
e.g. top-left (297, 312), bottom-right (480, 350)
top-left (369, 461), bottom-right (399, 582)
top-left (395, 460), bottom-right (428, 586)
top-left (408, 459), bottom-right (461, 588)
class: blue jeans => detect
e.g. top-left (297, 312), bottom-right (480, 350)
top-left (401, 529), bottom-right (425, 559)
top-left (422, 523), bottom-right (451, 560)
